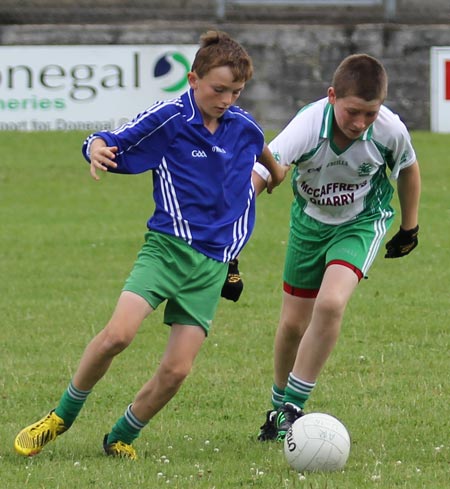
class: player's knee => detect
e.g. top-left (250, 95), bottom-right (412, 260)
top-left (98, 328), bottom-right (133, 355)
top-left (158, 362), bottom-right (192, 390)
top-left (280, 316), bottom-right (307, 341)
top-left (315, 295), bottom-right (347, 320)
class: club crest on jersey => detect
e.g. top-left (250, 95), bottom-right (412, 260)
top-left (358, 162), bottom-right (374, 176)
top-left (192, 149), bottom-right (207, 158)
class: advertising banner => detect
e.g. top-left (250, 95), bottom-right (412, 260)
top-left (0, 45), bottom-right (197, 131)
top-left (430, 46), bottom-right (450, 133)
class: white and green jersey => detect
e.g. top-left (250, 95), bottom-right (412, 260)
top-left (257, 97), bottom-right (416, 225)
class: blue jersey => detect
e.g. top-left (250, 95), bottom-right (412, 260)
top-left (82, 89), bottom-right (265, 262)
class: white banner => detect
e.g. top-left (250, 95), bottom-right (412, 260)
top-left (0, 45), bottom-right (197, 131)
top-left (430, 46), bottom-right (450, 133)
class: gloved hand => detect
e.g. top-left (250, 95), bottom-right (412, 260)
top-left (221, 259), bottom-right (243, 302)
top-left (385, 225), bottom-right (419, 258)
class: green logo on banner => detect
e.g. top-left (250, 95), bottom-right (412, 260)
top-left (154, 52), bottom-right (190, 93)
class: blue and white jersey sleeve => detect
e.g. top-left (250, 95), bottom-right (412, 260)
top-left (82, 99), bottom-right (182, 174)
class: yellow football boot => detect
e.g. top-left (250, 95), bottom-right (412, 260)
top-left (103, 434), bottom-right (137, 460)
top-left (14, 410), bottom-right (67, 456)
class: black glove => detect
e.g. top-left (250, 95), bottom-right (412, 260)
top-left (221, 259), bottom-right (243, 302)
top-left (385, 225), bottom-right (419, 258)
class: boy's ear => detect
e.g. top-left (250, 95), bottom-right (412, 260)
top-left (327, 87), bottom-right (336, 104)
top-left (187, 71), bottom-right (198, 89)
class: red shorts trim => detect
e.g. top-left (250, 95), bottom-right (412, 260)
top-left (283, 260), bottom-right (363, 298)
top-left (283, 282), bottom-right (319, 298)
top-left (327, 259), bottom-right (363, 281)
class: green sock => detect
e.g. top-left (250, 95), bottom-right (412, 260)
top-left (283, 373), bottom-right (316, 410)
top-left (271, 384), bottom-right (285, 409)
top-left (107, 404), bottom-right (147, 445)
top-left (54, 381), bottom-right (91, 427)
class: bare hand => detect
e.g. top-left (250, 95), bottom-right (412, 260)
top-left (267, 165), bottom-right (290, 194)
top-left (89, 144), bottom-right (119, 180)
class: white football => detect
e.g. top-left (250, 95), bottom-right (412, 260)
top-left (284, 412), bottom-right (351, 472)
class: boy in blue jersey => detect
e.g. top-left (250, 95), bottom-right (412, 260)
top-left (14, 30), bottom-right (286, 460)
top-left (253, 54), bottom-right (421, 441)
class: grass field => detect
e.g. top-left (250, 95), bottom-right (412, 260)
top-left (1, 130), bottom-right (449, 488)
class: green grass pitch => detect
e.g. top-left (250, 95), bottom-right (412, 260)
top-left (0, 130), bottom-right (448, 488)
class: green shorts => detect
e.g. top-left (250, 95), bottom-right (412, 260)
top-left (283, 201), bottom-right (394, 292)
top-left (123, 231), bottom-right (228, 335)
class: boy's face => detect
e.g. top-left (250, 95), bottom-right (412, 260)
top-left (328, 87), bottom-right (382, 141)
top-left (188, 66), bottom-right (245, 123)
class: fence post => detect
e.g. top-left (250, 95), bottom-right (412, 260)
top-left (216, 0), bottom-right (226, 20)
top-left (384, 0), bottom-right (396, 20)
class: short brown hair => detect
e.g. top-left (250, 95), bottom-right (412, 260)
top-left (332, 54), bottom-right (388, 101)
top-left (191, 30), bottom-right (253, 82)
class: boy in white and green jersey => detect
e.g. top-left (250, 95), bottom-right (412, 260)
top-left (254, 54), bottom-right (421, 441)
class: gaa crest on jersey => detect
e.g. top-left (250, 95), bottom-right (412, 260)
top-left (358, 162), bottom-right (374, 176)
top-left (192, 149), bottom-right (207, 158)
